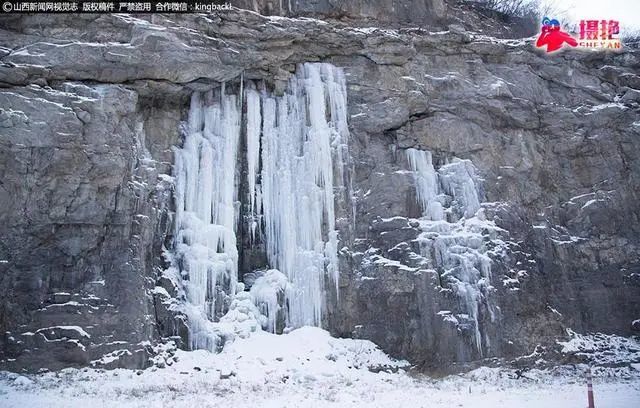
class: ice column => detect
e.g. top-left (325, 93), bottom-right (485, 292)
top-left (406, 148), bottom-right (444, 221)
top-left (245, 88), bottom-right (262, 243)
top-left (173, 90), bottom-right (241, 350)
top-left (258, 63), bottom-right (348, 328)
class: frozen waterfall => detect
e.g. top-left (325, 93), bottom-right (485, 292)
top-left (405, 148), bottom-right (496, 355)
top-left (172, 89), bottom-right (242, 350)
top-left (255, 64), bottom-right (348, 328)
top-left (170, 63), bottom-right (349, 349)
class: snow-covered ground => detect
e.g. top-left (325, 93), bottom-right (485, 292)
top-left (1, 327), bottom-right (639, 407)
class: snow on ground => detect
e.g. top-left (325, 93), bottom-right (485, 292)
top-left (1, 327), bottom-right (639, 407)
top-left (558, 330), bottom-right (640, 366)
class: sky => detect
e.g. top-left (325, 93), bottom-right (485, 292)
top-left (542, 0), bottom-right (640, 32)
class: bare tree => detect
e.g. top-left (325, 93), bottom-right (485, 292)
top-left (474, 0), bottom-right (571, 21)
top-left (482, 0), bottom-right (538, 17)
top-left (622, 29), bottom-right (640, 49)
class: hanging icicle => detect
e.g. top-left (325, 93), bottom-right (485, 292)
top-left (245, 88), bottom-right (262, 243)
top-left (172, 88), bottom-right (241, 350)
top-left (258, 63), bottom-right (349, 329)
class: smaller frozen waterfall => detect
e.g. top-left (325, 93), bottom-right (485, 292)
top-left (406, 148), bottom-right (496, 355)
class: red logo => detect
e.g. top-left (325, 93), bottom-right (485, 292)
top-left (535, 17), bottom-right (622, 53)
top-left (535, 17), bottom-right (577, 53)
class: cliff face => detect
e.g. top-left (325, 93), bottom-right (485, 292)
top-left (234, 0), bottom-right (447, 24)
top-left (1, 7), bottom-right (639, 372)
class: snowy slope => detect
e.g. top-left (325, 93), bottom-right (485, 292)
top-left (1, 327), bottom-right (639, 407)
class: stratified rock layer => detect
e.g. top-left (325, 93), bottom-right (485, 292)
top-left (0, 8), bottom-right (639, 371)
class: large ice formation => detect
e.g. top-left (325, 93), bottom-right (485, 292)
top-left (255, 64), bottom-right (348, 328)
top-left (170, 63), bottom-right (349, 349)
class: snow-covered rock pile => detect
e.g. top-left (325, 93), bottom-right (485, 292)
top-left (558, 330), bottom-right (640, 367)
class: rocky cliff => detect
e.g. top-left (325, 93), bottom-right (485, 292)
top-left (1, 4), bottom-right (639, 372)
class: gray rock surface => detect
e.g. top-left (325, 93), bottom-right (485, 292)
top-left (0, 4), bottom-right (639, 372)
top-left (237, 0), bottom-right (447, 24)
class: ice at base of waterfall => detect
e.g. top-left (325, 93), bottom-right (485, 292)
top-left (249, 269), bottom-right (290, 333)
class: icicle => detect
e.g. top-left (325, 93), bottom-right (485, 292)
top-left (172, 87), bottom-right (241, 351)
top-left (239, 71), bottom-right (244, 110)
top-left (257, 63), bottom-right (349, 328)
top-left (406, 148), bottom-right (444, 221)
top-left (245, 88), bottom-right (262, 243)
